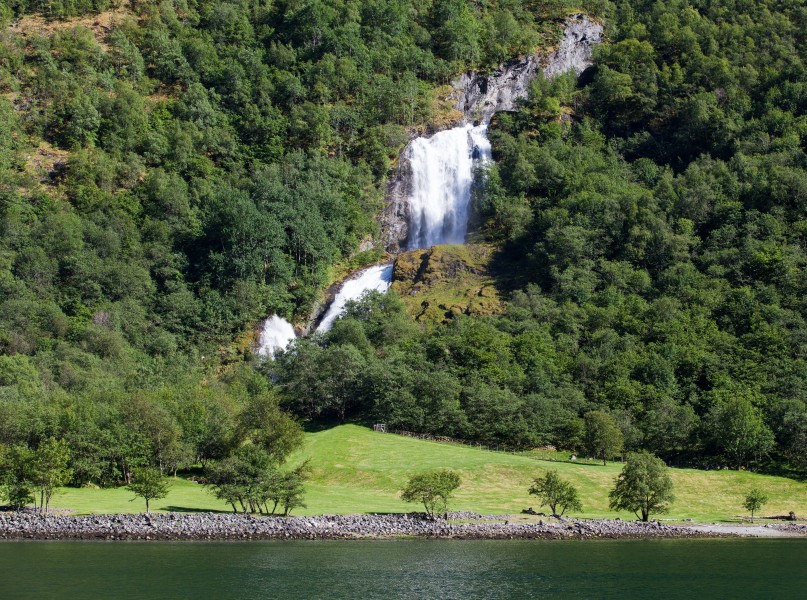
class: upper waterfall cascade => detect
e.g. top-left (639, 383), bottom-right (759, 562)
top-left (406, 123), bottom-right (492, 250)
top-left (381, 15), bottom-right (603, 253)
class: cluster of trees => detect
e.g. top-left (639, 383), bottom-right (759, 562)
top-left (402, 452), bottom-right (676, 523)
top-left (207, 448), bottom-right (309, 515)
top-left (124, 456), bottom-right (310, 515)
top-left (0, 363), bottom-right (307, 510)
top-left (0, 0), bottom-right (598, 504)
top-left (531, 451), bottom-right (674, 522)
top-left (470, 0), bottom-right (807, 471)
top-left (0, 437), bottom-right (71, 513)
top-left (271, 287), bottom-right (793, 472)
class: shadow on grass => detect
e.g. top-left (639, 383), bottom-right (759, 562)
top-left (302, 418), bottom-right (345, 433)
top-left (161, 506), bottom-right (233, 514)
top-left (523, 455), bottom-right (617, 468)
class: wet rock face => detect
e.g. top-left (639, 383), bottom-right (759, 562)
top-left (380, 154), bottom-right (413, 254)
top-left (454, 15), bottom-right (604, 122)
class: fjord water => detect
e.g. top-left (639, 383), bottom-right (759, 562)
top-left (406, 123), bottom-right (492, 250)
top-left (2, 539), bottom-right (804, 599)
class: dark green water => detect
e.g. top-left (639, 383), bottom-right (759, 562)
top-left (1, 539), bottom-right (804, 599)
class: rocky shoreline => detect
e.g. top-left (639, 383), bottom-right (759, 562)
top-left (0, 512), bottom-right (767, 541)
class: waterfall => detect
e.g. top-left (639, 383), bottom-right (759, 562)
top-left (258, 17), bottom-right (602, 343)
top-left (256, 315), bottom-right (296, 357)
top-left (406, 123), bottom-right (492, 250)
top-left (316, 263), bottom-right (394, 333)
top-left (312, 124), bottom-right (490, 332)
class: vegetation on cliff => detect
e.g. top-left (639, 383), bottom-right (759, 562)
top-left (1, 0), bottom-right (806, 506)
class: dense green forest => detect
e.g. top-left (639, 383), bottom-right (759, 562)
top-left (274, 0), bottom-right (807, 472)
top-left (1, 0), bottom-right (806, 502)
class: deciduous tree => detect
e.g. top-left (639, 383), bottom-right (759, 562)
top-left (584, 411), bottom-right (625, 465)
top-left (609, 451), bottom-right (674, 522)
top-left (743, 489), bottom-right (768, 520)
top-left (529, 470), bottom-right (582, 517)
top-left (128, 468), bottom-right (169, 514)
top-left (400, 469), bottom-right (461, 519)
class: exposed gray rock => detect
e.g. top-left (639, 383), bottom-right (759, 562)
top-left (454, 15), bottom-right (603, 122)
top-left (380, 153), bottom-right (413, 254)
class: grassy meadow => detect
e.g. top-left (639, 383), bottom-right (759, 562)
top-left (50, 425), bottom-right (806, 522)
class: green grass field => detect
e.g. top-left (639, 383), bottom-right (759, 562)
top-left (50, 425), bottom-right (807, 522)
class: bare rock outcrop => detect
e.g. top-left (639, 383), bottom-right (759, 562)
top-left (454, 15), bottom-right (604, 122)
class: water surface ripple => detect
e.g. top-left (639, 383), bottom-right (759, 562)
top-left (1, 538), bottom-right (803, 599)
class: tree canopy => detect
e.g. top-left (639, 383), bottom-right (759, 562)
top-left (529, 469), bottom-right (582, 517)
top-left (1, 0), bottom-right (806, 500)
top-left (400, 469), bottom-right (461, 519)
top-left (609, 452), bottom-right (674, 522)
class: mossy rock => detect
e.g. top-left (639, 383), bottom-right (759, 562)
top-left (391, 244), bottom-right (504, 326)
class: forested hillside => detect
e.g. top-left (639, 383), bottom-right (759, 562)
top-left (0, 0), bottom-right (584, 490)
top-left (273, 0), bottom-right (807, 473)
top-left (1, 0), bottom-right (806, 497)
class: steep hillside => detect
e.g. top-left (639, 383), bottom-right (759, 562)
top-left (391, 244), bottom-right (505, 326)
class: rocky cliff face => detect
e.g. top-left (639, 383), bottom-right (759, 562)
top-left (380, 15), bottom-right (603, 252)
top-left (454, 15), bottom-right (604, 122)
top-left (380, 155), bottom-right (413, 254)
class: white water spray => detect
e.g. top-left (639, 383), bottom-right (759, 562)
top-left (312, 123), bottom-right (490, 332)
top-left (316, 263), bottom-right (394, 333)
top-left (256, 315), bottom-right (296, 358)
top-left (406, 123), bottom-right (491, 250)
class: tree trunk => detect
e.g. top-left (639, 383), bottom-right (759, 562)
top-left (146, 498), bottom-right (150, 514)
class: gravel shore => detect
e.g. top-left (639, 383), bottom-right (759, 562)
top-left (1, 512), bottom-right (783, 541)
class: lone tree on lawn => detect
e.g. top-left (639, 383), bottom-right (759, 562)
top-left (33, 438), bottom-right (72, 515)
top-left (609, 451), bottom-right (674, 522)
top-left (583, 411), bottom-right (624, 465)
top-left (529, 470), bottom-right (582, 517)
top-left (400, 469), bottom-right (461, 519)
top-left (128, 468), bottom-right (169, 513)
top-left (743, 488), bottom-right (769, 520)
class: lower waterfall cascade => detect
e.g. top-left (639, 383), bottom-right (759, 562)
top-left (256, 315), bottom-right (297, 358)
top-left (315, 263), bottom-right (394, 333)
